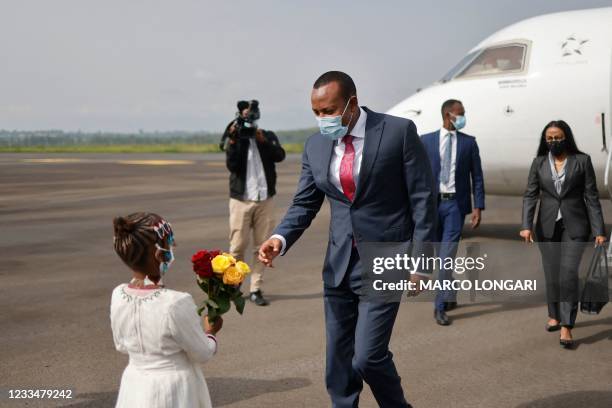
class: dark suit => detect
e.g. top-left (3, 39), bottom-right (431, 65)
top-left (522, 153), bottom-right (605, 327)
top-left (421, 131), bottom-right (485, 216)
top-left (421, 131), bottom-right (485, 310)
top-left (522, 154), bottom-right (604, 239)
top-left (273, 107), bottom-right (437, 407)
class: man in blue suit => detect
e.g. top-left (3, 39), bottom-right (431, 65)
top-left (258, 71), bottom-right (437, 408)
top-left (421, 99), bottom-right (485, 326)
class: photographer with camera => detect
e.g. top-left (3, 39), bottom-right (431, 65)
top-left (221, 100), bottom-right (286, 306)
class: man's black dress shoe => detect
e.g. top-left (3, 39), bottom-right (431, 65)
top-left (444, 301), bottom-right (458, 311)
top-left (434, 309), bottom-right (451, 326)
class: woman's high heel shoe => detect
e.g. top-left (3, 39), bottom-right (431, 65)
top-left (545, 323), bottom-right (561, 332)
top-left (559, 327), bottom-right (574, 349)
top-left (559, 338), bottom-right (574, 349)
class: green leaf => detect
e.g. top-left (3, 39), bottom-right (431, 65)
top-left (229, 288), bottom-right (244, 300)
top-left (206, 298), bottom-right (219, 308)
top-left (233, 295), bottom-right (246, 315)
top-left (197, 278), bottom-right (209, 292)
top-left (216, 294), bottom-right (231, 315)
top-left (207, 307), bottom-right (218, 323)
top-left (197, 305), bottom-right (206, 316)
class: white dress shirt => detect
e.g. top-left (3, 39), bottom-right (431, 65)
top-left (439, 128), bottom-right (457, 194)
top-left (244, 138), bottom-right (268, 201)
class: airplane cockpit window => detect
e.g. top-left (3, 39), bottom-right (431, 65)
top-left (439, 51), bottom-right (479, 83)
top-left (456, 43), bottom-right (527, 78)
top-left (440, 42), bottom-right (529, 82)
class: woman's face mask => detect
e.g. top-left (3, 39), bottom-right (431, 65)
top-left (547, 139), bottom-right (567, 156)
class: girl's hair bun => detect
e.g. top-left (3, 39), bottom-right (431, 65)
top-left (113, 216), bottom-right (134, 236)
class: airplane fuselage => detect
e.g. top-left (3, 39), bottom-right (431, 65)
top-left (387, 8), bottom-right (612, 197)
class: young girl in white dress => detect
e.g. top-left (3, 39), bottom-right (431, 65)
top-left (110, 212), bottom-right (222, 408)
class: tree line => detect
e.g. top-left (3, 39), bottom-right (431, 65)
top-left (0, 128), bottom-right (317, 147)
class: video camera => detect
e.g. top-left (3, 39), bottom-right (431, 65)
top-left (234, 100), bottom-right (260, 132)
top-left (219, 100), bottom-right (261, 150)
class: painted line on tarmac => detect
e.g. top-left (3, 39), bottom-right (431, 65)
top-left (22, 158), bottom-right (93, 164)
top-left (20, 158), bottom-right (196, 166)
top-left (205, 162), bottom-right (226, 167)
top-left (117, 160), bottom-right (195, 166)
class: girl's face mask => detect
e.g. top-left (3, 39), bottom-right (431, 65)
top-left (155, 244), bottom-right (174, 277)
top-left (156, 244), bottom-right (175, 275)
top-left (156, 233), bottom-right (175, 278)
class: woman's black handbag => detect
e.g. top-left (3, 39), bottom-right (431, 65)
top-left (580, 245), bottom-right (610, 315)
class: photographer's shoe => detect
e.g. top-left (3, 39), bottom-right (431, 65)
top-left (249, 290), bottom-right (269, 306)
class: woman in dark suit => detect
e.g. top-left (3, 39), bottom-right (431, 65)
top-left (521, 120), bottom-right (606, 348)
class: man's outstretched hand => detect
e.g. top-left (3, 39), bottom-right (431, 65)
top-left (406, 273), bottom-right (429, 297)
top-left (258, 238), bottom-right (282, 267)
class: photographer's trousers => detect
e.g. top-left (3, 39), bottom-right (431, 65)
top-left (229, 197), bottom-right (275, 292)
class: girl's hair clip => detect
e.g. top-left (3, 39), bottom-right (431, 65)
top-left (152, 220), bottom-right (173, 241)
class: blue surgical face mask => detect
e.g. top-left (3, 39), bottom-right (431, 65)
top-left (156, 243), bottom-right (175, 275)
top-left (451, 114), bottom-right (466, 130)
top-left (316, 97), bottom-right (355, 140)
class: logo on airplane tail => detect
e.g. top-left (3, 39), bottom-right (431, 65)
top-left (561, 35), bottom-right (589, 57)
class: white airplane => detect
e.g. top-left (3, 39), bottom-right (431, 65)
top-left (387, 7), bottom-right (612, 197)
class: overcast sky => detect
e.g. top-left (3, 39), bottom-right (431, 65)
top-left (1, 0), bottom-right (610, 132)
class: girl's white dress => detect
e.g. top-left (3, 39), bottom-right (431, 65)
top-left (110, 284), bottom-right (216, 408)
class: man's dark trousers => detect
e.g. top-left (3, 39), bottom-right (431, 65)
top-left (434, 198), bottom-right (463, 311)
top-left (324, 247), bottom-right (412, 408)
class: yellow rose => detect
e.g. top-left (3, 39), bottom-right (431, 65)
top-left (222, 252), bottom-right (237, 263)
top-left (235, 261), bottom-right (251, 276)
top-left (212, 254), bottom-right (233, 273)
top-left (222, 266), bottom-right (244, 285)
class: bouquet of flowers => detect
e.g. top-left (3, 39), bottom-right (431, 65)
top-left (191, 250), bottom-right (251, 322)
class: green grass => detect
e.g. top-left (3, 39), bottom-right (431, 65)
top-left (0, 143), bottom-right (305, 154)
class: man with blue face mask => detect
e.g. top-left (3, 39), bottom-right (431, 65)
top-left (258, 71), bottom-right (437, 408)
top-left (421, 99), bottom-right (485, 326)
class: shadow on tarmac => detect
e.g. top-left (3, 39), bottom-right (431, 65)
top-left (208, 377), bottom-right (311, 406)
top-left (63, 377), bottom-right (311, 407)
top-left (515, 390), bottom-right (612, 408)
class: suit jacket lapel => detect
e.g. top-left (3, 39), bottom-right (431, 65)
top-left (560, 154), bottom-right (576, 198)
top-left (433, 132), bottom-right (441, 181)
top-left (353, 109), bottom-right (384, 202)
top-left (455, 132), bottom-right (465, 177)
top-left (542, 155), bottom-right (559, 197)
top-left (321, 136), bottom-right (348, 203)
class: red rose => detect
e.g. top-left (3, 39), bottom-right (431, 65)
top-left (191, 250), bottom-right (214, 278)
